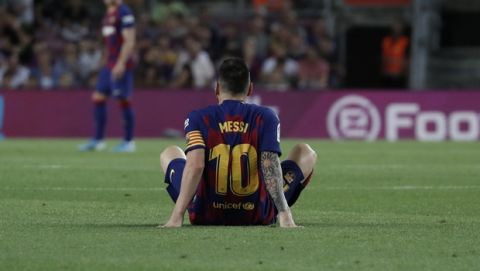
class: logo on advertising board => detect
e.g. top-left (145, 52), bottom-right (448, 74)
top-left (328, 94), bottom-right (480, 141)
top-left (327, 95), bottom-right (381, 141)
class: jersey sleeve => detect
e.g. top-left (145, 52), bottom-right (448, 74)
top-left (184, 110), bottom-right (206, 153)
top-left (119, 5), bottom-right (135, 29)
top-left (259, 108), bottom-right (282, 156)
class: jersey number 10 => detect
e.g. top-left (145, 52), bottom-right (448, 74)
top-left (209, 144), bottom-right (259, 196)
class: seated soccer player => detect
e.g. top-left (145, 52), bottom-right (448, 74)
top-left (160, 58), bottom-right (317, 227)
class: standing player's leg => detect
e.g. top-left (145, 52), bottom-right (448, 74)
top-left (281, 143), bottom-right (317, 206)
top-left (112, 70), bottom-right (135, 152)
top-left (160, 146), bottom-right (187, 202)
top-left (79, 67), bottom-right (111, 151)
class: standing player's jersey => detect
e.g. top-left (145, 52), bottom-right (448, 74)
top-left (102, 4), bottom-right (135, 70)
top-left (184, 100), bottom-right (281, 225)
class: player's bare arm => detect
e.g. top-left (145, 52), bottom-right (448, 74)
top-left (163, 148), bottom-right (205, 228)
top-left (112, 28), bottom-right (135, 80)
top-left (261, 151), bottom-right (298, 228)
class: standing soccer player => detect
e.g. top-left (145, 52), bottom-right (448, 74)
top-left (79, 0), bottom-right (136, 152)
top-left (160, 58), bottom-right (317, 227)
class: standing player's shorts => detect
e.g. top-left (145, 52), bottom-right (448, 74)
top-left (96, 67), bottom-right (134, 99)
top-left (164, 158), bottom-right (311, 208)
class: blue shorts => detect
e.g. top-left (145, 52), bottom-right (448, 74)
top-left (96, 67), bottom-right (134, 99)
top-left (164, 159), bottom-right (308, 207)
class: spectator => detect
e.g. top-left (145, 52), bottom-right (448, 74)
top-left (151, 0), bottom-right (189, 23)
top-left (162, 13), bottom-right (189, 42)
top-left (308, 17), bottom-right (329, 49)
top-left (217, 23), bottom-right (243, 60)
top-left (0, 7), bottom-right (33, 64)
top-left (142, 36), bottom-right (177, 87)
top-left (288, 33), bottom-right (308, 60)
top-left (309, 18), bottom-right (341, 87)
top-left (59, 19), bottom-right (89, 43)
top-left (197, 5), bottom-right (222, 61)
top-left (0, 52), bottom-right (30, 89)
top-left (6, 0), bottom-right (34, 26)
top-left (298, 47), bottom-right (330, 90)
top-left (63, 0), bottom-right (89, 24)
top-left (261, 44), bottom-right (298, 91)
top-left (32, 43), bottom-right (57, 90)
top-left (77, 40), bottom-right (101, 86)
top-left (173, 37), bottom-right (215, 89)
top-left (248, 15), bottom-right (269, 59)
top-left (281, 11), bottom-right (307, 40)
top-left (242, 36), bottom-right (263, 82)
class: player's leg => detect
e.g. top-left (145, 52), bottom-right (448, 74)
top-left (281, 143), bottom-right (317, 206)
top-left (160, 145), bottom-right (187, 202)
top-left (112, 70), bottom-right (135, 152)
top-left (79, 67), bottom-right (111, 151)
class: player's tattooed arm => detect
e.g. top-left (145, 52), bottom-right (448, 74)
top-left (261, 152), bottom-right (298, 228)
top-left (261, 152), bottom-right (289, 212)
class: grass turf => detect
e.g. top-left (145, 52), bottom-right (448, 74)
top-left (0, 139), bottom-right (479, 271)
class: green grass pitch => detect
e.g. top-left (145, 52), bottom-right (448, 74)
top-left (0, 139), bottom-right (479, 271)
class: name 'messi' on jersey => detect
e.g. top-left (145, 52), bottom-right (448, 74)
top-left (218, 121), bottom-right (249, 134)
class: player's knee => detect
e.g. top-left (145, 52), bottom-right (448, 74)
top-left (92, 92), bottom-right (106, 103)
top-left (290, 143), bottom-right (317, 176)
top-left (117, 98), bottom-right (131, 109)
top-left (303, 143), bottom-right (317, 162)
top-left (294, 143), bottom-right (317, 160)
top-left (160, 145), bottom-right (185, 172)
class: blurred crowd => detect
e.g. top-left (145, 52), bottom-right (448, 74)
top-left (0, 0), bottom-right (341, 91)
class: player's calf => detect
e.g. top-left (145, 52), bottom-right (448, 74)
top-left (286, 143), bottom-right (317, 180)
top-left (282, 143), bottom-right (317, 206)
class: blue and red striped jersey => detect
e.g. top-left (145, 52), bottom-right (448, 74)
top-left (102, 3), bottom-right (135, 70)
top-left (184, 100), bottom-right (281, 225)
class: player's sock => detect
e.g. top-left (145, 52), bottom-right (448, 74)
top-left (284, 170), bottom-right (314, 206)
top-left (94, 101), bottom-right (107, 140)
top-left (120, 100), bottom-right (134, 142)
top-left (301, 171), bottom-right (314, 188)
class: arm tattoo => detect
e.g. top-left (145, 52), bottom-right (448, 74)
top-left (261, 152), bottom-right (289, 212)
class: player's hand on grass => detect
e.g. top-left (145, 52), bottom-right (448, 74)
top-left (112, 62), bottom-right (126, 80)
top-left (161, 214), bottom-right (184, 228)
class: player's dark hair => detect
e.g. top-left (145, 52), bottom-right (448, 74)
top-left (218, 58), bottom-right (250, 95)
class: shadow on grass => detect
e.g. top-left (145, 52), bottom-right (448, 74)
top-left (67, 223), bottom-right (278, 230)
top-left (63, 223), bottom-right (160, 229)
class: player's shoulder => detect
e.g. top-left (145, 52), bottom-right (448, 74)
top-left (118, 3), bottom-right (134, 16)
top-left (250, 103), bottom-right (279, 121)
top-left (118, 4), bottom-right (135, 27)
top-left (188, 103), bottom-right (278, 120)
top-left (188, 104), bottom-right (217, 118)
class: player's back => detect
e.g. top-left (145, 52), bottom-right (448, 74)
top-left (184, 100), bottom-right (281, 225)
